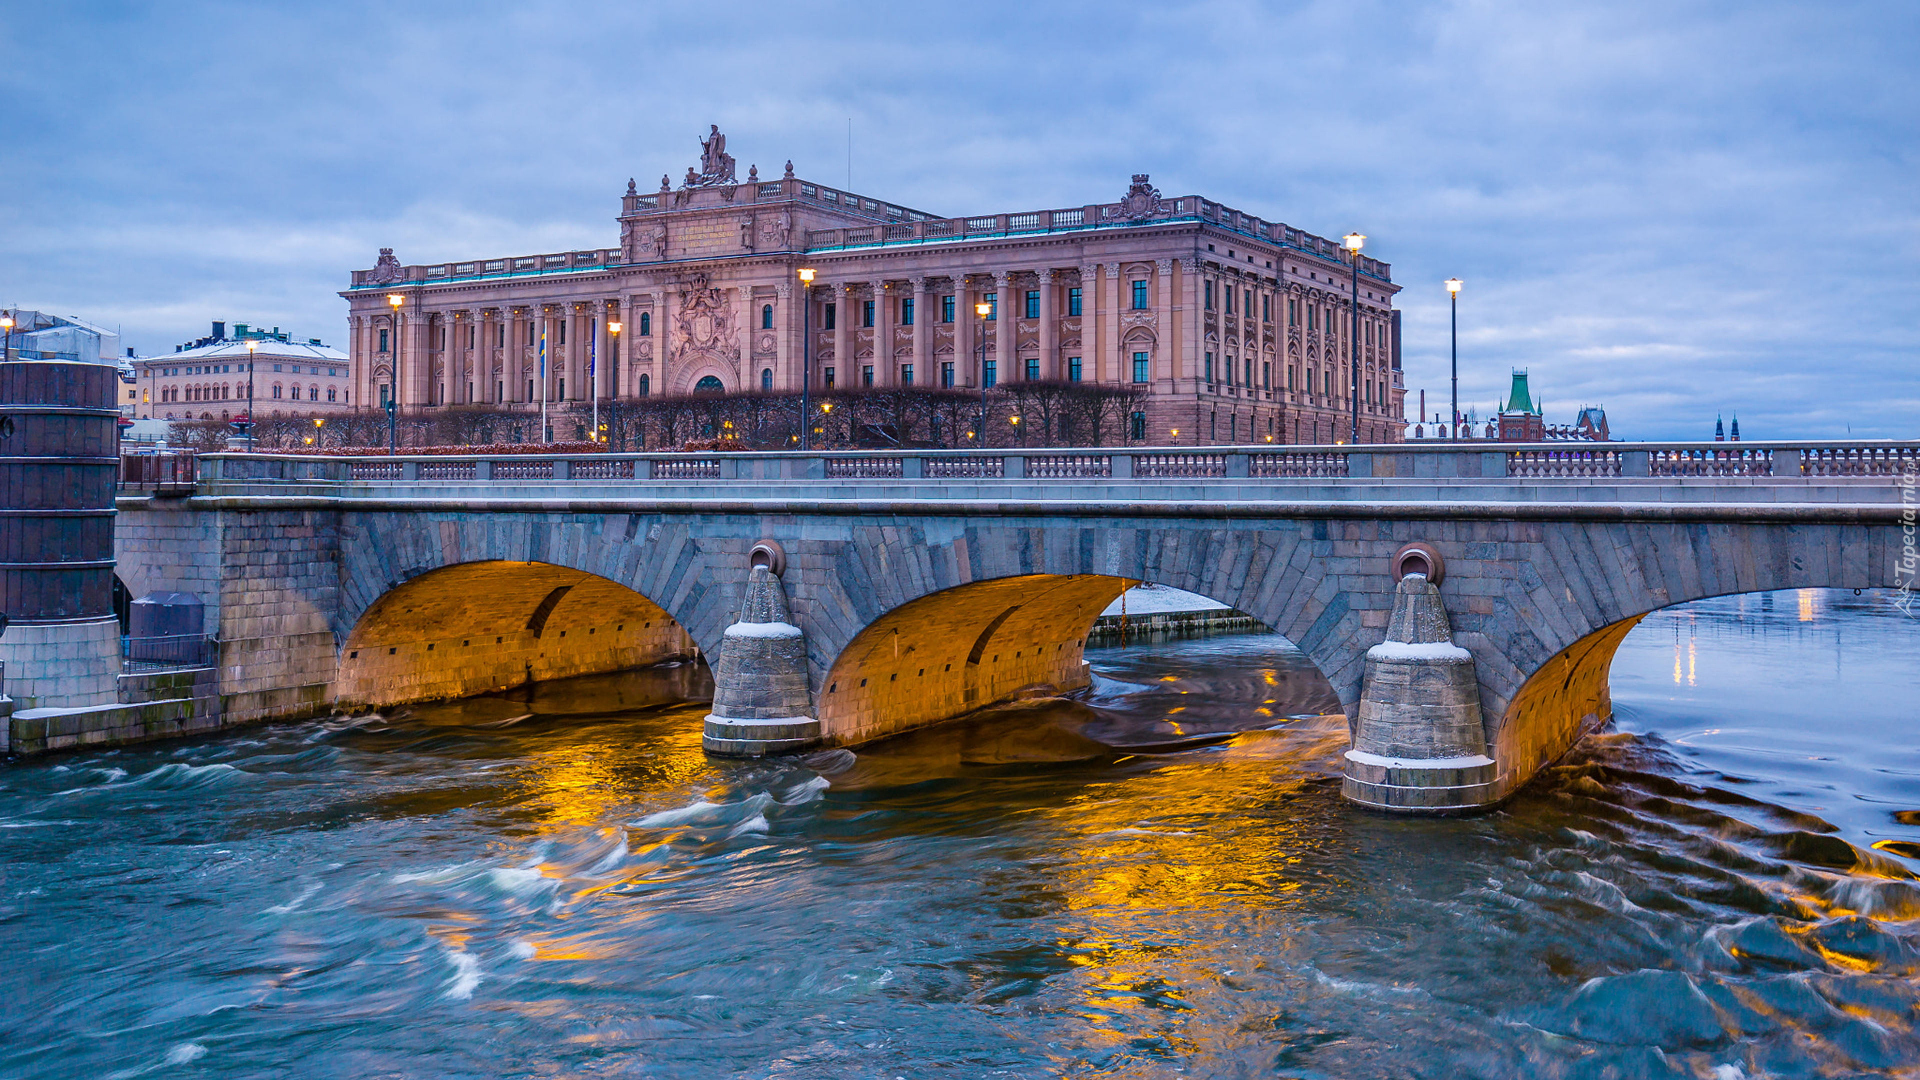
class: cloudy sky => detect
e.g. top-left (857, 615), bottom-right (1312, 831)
top-left (3, 1), bottom-right (1913, 439)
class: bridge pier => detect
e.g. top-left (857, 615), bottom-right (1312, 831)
top-left (1343, 564), bottom-right (1500, 814)
top-left (702, 543), bottom-right (821, 757)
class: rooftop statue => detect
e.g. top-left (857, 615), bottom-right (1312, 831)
top-left (688, 124), bottom-right (737, 187)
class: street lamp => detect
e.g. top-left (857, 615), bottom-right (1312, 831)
top-left (243, 339), bottom-right (258, 451)
top-left (385, 293), bottom-right (402, 454)
top-left (1445, 278), bottom-right (1463, 441)
top-left (1343, 232), bottom-right (1365, 445)
top-left (975, 300), bottom-right (992, 447)
top-left (0, 312), bottom-right (12, 361)
top-left (314, 417), bottom-right (325, 449)
top-left (798, 267), bottom-right (815, 451)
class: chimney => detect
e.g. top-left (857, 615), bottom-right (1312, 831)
top-left (212, 321), bottom-right (226, 340)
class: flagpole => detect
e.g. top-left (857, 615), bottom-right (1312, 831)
top-left (539, 314), bottom-right (549, 443)
top-left (590, 315), bottom-right (599, 445)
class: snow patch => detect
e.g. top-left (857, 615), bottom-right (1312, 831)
top-left (1367, 640), bottom-right (1472, 662)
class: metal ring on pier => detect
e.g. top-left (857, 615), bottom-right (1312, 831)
top-left (1390, 541), bottom-right (1444, 584)
top-left (749, 539), bottom-right (787, 578)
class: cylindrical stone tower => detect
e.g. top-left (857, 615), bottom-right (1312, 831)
top-left (0, 361), bottom-right (124, 709)
top-left (1342, 572), bottom-right (1499, 813)
top-left (702, 556), bottom-right (820, 756)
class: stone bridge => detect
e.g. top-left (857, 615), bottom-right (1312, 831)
top-left (105, 441), bottom-right (1913, 811)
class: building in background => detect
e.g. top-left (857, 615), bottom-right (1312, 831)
top-left (1406, 375), bottom-right (1609, 442)
top-left (2, 309), bottom-right (144, 414)
top-left (132, 321), bottom-right (353, 421)
top-left (342, 128), bottom-right (1407, 445)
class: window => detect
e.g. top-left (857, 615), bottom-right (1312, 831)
top-left (762, 368), bottom-right (773, 390)
top-left (983, 360), bottom-right (997, 388)
top-left (1308, 307), bottom-right (1317, 332)
top-left (1288, 299), bottom-right (1298, 327)
top-left (1263, 295), bottom-right (1271, 322)
top-left (272, 363), bottom-right (282, 372)
top-left (1244, 288), bottom-right (1252, 316)
top-left (557, 322), bottom-right (566, 346)
top-left (639, 312), bottom-right (651, 336)
top-left (1204, 281), bottom-right (1214, 310)
top-left (309, 386), bottom-right (319, 401)
top-left (941, 361), bottom-right (955, 387)
top-left (379, 384), bottom-right (391, 406)
top-left (1263, 362), bottom-right (1271, 390)
top-left (761, 304), bottom-right (773, 330)
top-left (862, 300), bottom-right (874, 328)
top-left (1023, 290), bottom-right (1039, 319)
top-left (527, 323), bottom-right (536, 346)
top-left (1025, 358), bottom-right (1039, 381)
top-left (1226, 356), bottom-right (1236, 387)
top-left (1225, 287), bottom-right (1235, 315)
top-left (558, 378), bottom-right (565, 398)
top-left (862, 365), bottom-right (874, 387)
top-left (378, 329), bottom-right (389, 353)
top-left (1130, 411), bottom-right (1146, 440)
top-left (941, 295), bottom-right (955, 322)
top-left (986, 294), bottom-right (997, 320)
top-left (1133, 352), bottom-right (1150, 383)
top-left (328, 387), bottom-right (337, 402)
top-left (1068, 356), bottom-right (1082, 382)
top-left (1067, 288), bottom-right (1082, 316)
top-left (1131, 280), bottom-right (1148, 310)
top-left (823, 303), bottom-right (836, 330)
top-left (1204, 352), bottom-right (1214, 384)
top-left (638, 374), bottom-right (650, 396)
top-left (901, 297), bottom-right (914, 326)
top-left (900, 363), bottom-right (913, 386)
top-left (272, 385), bottom-right (282, 399)
top-left (824, 367), bottom-right (835, 389)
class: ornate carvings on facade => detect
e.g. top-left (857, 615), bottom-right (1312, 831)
top-left (670, 274), bottom-right (740, 370)
top-left (1117, 175), bottom-right (1164, 221)
top-left (688, 125), bottom-right (737, 187)
top-left (367, 248), bottom-right (404, 285)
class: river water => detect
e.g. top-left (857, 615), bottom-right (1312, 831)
top-left (1, 589), bottom-right (1915, 1078)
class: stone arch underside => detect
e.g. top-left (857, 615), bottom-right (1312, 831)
top-left (335, 560), bottom-right (698, 708)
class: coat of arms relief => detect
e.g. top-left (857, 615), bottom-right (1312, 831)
top-left (670, 274), bottom-right (740, 369)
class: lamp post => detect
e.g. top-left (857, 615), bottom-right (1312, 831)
top-left (243, 339), bottom-right (258, 451)
top-left (314, 416), bottom-right (325, 449)
top-left (0, 312), bottom-right (12, 361)
top-left (386, 293), bottom-right (403, 454)
top-left (606, 319), bottom-right (621, 447)
top-left (975, 300), bottom-right (992, 447)
top-left (1342, 232), bottom-right (1365, 445)
top-left (1445, 278), bottom-right (1462, 442)
top-left (798, 268), bottom-right (815, 451)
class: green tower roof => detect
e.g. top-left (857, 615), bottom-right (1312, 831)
top-left (1504, 369), bottom-right (1537, 415)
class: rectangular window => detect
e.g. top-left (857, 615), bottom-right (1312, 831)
top-left (1068, 356), bottom-right (1082, 382)
top-left (1244, 288), bottom-right (1252, 316)
top-left (1025, 358), bottom-right (1039, 381)
top-left (942, 295), bottom-right (955, 322)
top-left (1308, 307), bottom-right (1317, 332)
top-left (1263, 295), bottom-right (1271, 322)
top-left (862, 365), bottom-right (874, 387)
top-left (824, 303), bottom-right (836, 330)
top-left (497, 325), bottom-right (506, 346)
top-left (901, 297), bottom-right (914, 326)
top-left (1225, 287), bottom-right (1235, 315)
top-left (1204, 352), bottom-right (1214, 384)
top-left (1131, 280), bottom-right (1148, 310)
top-left (1226, 356), bottom-right (1236, 386)
top-left (824, 366), bottom-right (835, 389)
top-left (987, 294), bottom-right (997, 320)
top-left (378, 328), bottom-right (389, 352)
top-left (862, 300), bottom-right (874, 328)
top-left (1204, 281), bottom-right (1214, 310)
top-left (1133, 352), bottom-right (1150, 383)
top-left (941, 361), bottom-right (955, 388)
top-left (901, 363), bottom-right (913, 386)
top-left (1129, 411), bottom-right (1146, 441)
top-left (984, 360), bottom-right (997, 388)
top-left (558, 322), bottom-right (567, 346)
top-left (1067, 288), bottom-right (1082, 317)
top-left (1263, 362), bottom-right (1271, 390)
top-left (1023, 290), bottom-right (1039, 319)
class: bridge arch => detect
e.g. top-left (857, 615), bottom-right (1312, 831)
top-left (335, 560), bottom-right (700, 708)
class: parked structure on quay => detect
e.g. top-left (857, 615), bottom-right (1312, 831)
top-left (132, 321), bottom-right (353, 422)
top-left (342, 127), bottom-right (1407, 446)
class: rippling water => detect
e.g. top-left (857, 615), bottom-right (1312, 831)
top-left (1, 590), bottom-right (1915, 1078)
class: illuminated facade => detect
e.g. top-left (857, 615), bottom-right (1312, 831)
top-left (342, 128), bottom-right (1406, 444)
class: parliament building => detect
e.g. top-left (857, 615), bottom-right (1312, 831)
top-left (341, 128), bottom-right (1406, 445)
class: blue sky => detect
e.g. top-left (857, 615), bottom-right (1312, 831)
top-left (3, 0), bottom-right (1914, 439)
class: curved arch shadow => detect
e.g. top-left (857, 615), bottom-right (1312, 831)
top-left (336, 560), bottom-right (702, 709)
top-left (818, 574), bottom-right (1327, 747)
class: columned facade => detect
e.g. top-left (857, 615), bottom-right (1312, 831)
top-left (342, 136), bottom-right (1405, 443)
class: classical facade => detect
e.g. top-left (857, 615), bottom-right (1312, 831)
top-left (342, 129), bottom-right (1406, 445)
top-left (134, 321), bottom-right (353, 421)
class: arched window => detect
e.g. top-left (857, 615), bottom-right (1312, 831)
top-left (327, 387), bottom-right (336, 402)
top-left (272, 385), bottom-right (282, 399)
top-left (638, 312), bottom-right (651, 336)
top-left (694, 375), bottom-right (724, 394)
top-left (638, 374), bottom-right (650, 396)
top-left (309, 386), bottom-right (319, 401)
top-left (761, 304), bottom-right (773, 329)
top-left (761, 368), bottom-right (772, 390)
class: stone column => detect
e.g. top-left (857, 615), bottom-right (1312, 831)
top-left (403, 306), bottom-right (430, 410)
top-left (1036, 269), bottom-right (1057, 380)
top-left (773, 282), bottom-right (793, 391)
top-left (1079, 264), bottom-right (1099, 383)
top-left (1155, 259), bottom-right (1175, 390)
top-left (703, 549), bottom-right (820, 757)
top-left (870, 279), bottom-right (891, 386)
top-left (1103, 265), bottom-right (1122, 386)
top-left (1343, 567), bottom-right (1498, 813)
top-left (954, 276), bottom-right (976, 389)
top-left (994, 272), bottom-right (1014, 388)
top-left (832, 282), bottom-right (851, 390)
top-left (478, 309), bottom-right (497, 402)
top-left (440, 312), bottom-right (458, 406)
top-left (910, 276), bottom-right (930, 387)
top-left (350, 315), bottom-right (371, 411)
top-left (506, 307), bottom-right (526, 403)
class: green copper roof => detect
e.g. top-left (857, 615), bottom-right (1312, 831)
top-left (1504, 369), bottom-right (1537, 414)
